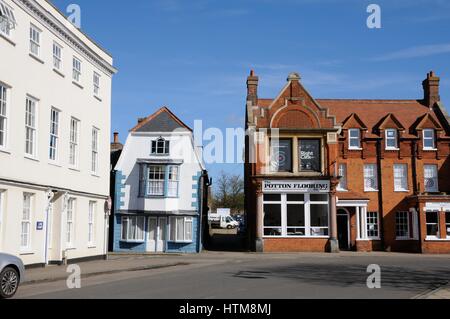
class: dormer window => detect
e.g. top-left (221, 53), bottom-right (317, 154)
top-left (385, 129), bottom-right (398, 150)
top-left (348, 129), bottom-right (361, 149)
top-left (423, 129), bottom-right (436, 150)
top-left (151, 137), bottom-right (169, 155)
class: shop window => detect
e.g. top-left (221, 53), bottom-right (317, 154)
top-left (270, 138), bottom-right (292, 172)
top-left (121, 216), bottom-right (145, 242)
top-left (310, 204), bottom-right (329, 236)
top-left (263, 204), bottom-right (282, 236)
top-left (287, 194), bottom-right (304, 202)
top-left (298, 139), bottom-right (321, 172)
top-left (287, 203), bottom-right (305, 236)
top-left (170, 217), bottom-right (193, 243)
top-left (426, 211), bottom-right (440, 239)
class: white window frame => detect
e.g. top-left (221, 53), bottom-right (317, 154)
top-left (29, 24), bottom-right (41, 57)
top-left (53, 42), bottom-right (63, 71)
top-left (393, 164), bottom-right (408, 192)
top-left (337, 164), bottom-right (347, 191)
top-left (366, 211), bottom-right (380, 239)
top-left (147, 165), bottom-right (165, 196)
top-left (423, 129), bottom-right (436, 150)
top-left (0, 83), bottom-right (8, 150)
top-left (93, 72), bottom-right (100, 97)
top-left (167, 166), bottom-right (179, 197)
top-left (364, 164), bottom-right (378, 192)
top-left (66, 198), bottom-right (75, 247)
top-left (0, 1), bottom-right (16, 38)
top-left (91, 127), bottom-right (99, 174)
top-left (151, 138), bottom-right (170, 155)
top-left (425, 210), bottom-right (440, 240)
top-left (72, 57), bottom-right (82, 83)
top-left (25, 96), bottom-right (38, 158)
top-left (169, 216), bottom-right (193, 243)
top-left (49, 107), bottom-right (59, 162)
top-left (348, 129), bottom-right (361, 149)
top-left (121, 216), bottom-right (145, 242)
top-left (21, 193), bottom-right (33, 251)
top-left (263, 193), bottom-right (329, 238)
top-left (69, 117), bottom-right (79, 168)
top-left (385, 129), bottom-right (398, 150)
top-left (424, 164), bottom-right (439, 193)
top-left (88, 201), bottom-right (96, 246)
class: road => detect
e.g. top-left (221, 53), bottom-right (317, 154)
top-left (15, 252), bottom-right (450, 299)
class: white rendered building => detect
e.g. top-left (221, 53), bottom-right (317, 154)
top-left (0, 0), bottom-right (116, 266)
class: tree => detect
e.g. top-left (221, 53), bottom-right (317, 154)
top-left (211, 171), bottom-right (244, 214)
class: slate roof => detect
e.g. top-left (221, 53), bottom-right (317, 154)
top-left (130, 107), bottom-right (192, 133)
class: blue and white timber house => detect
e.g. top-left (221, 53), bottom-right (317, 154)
top-left (112, 107), bottom-right (208, 253)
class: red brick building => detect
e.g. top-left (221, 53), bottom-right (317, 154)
top-left (245, 71), bottom-right (450, 254)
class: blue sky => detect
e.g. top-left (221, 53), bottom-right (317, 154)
top-left (53, 0), bottom-right (450, 181)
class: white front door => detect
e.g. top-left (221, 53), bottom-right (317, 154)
top-left (147, 217), bottom-right (157, 252)
top-left (157, 218), bottom-right (167, 252)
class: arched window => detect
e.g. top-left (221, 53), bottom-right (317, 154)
top-left (151, 137), bottom-right (169, 155)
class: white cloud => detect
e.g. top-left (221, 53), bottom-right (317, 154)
top-left (370, 44), bottom-right (450, 62)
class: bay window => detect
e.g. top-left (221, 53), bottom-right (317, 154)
top-left (298, 139), bottom-right (321, 172)
top-left (364, 164), bottom-right (378, 192)
top-left (426, 211), bottom-right (439, 238)
top-left (147, 165), bottom-right (165, 196)
top-left (170, 217), bottom-right (193, 242)
top-left (270, 138), bottom-right (292, 172)
top-left (348, 129), bottom-right (361, 149)
top-left (263, 193), bottom-right (329, 238)
top-left (423, 129), bottom-right (436, 150)
top-left (167, 166), bottom-right (179, 197)
top-left (393, 164), bottom-right (408, 192)
top-left (385, 129), bottom-right (398, 149)
top-left (121, 216), bottom-right (145, 242)
top-left (140, 165), bottom-right (181, 197)
top-left (424, 165), bottom-right (438, 193)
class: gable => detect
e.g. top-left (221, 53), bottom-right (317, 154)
top-left (413, 113), bottom-right (443, 131)
top-left (375, 113), bottom-right (405, 131)
top-left (342, 113), bottom-right (367, 130)
top-left (131, 107), bottom-right (192, 133)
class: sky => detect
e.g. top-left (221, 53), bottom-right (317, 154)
top-left (52, 0), bottom-right (450, 182)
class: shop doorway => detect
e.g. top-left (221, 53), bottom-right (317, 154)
top-left (337, 209), bottom-right (350, 250)
top-left (147, 217), bottom-right (166, 253)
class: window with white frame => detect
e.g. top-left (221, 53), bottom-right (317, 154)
top-left (147, 165), bottom-right (165, 196)
top-left (170, 217), bottom-right (193, 242)
top-left (0, 84), bottom-right (7, 148)
top-left (337, 164), bottom-right (347, 191)
top-left (151, 138), bottom-right (170, 155)
top-left (121, 216), bottom-right (145, 241)
top-left (53, 42), bottom-right (62, 70)
top-left (385, 129), bottom-right (398, 149)
top-left (88, 201), bottom-right (96, 245)
top-left (0, 1), bottom-right (16, 37)
top-left (393, 164), bottom-right (408, 192)
top-left (348, 129), bottom-right (361, 149)
top-left (93, 72), bottom-right (100, 96)
top-left (29, 24), bottom-right (41, 57)
top-left (66, 198), bottom-right (75, 246)
top-left (167, 166), bottom-right (179, 197)
top-left (396, 211), bottom-right (409, 239)
top-left (25, 96), bottom-right (37, 157)
top-left (423, 129), bottom-right (436, 150)
top-left (21, 193), bottom-right (32, 249)
top-left (424, 165), bottom-right (439, 193)
top-left (426, 211), bottom-right (440, 238)
top-left (91, 127), bottom-right (99, 174)
top-left (366, 212), bottom-right (379, 238)
top-left (364, 164), bottom-right (378, 191)
top-left (49, 108), bottom-right (59, 161)
top-left (69, 118), bottom-right (79, 167)
top-left (72, 57), bottom-right (82, 82)
top-left (263, 193), bottom-right (329, 238)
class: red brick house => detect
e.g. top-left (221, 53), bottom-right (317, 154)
top-left (245, 70), bottom-right (450, 254)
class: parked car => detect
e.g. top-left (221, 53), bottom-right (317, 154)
top-left (0, 253), bottom-right (25, 299)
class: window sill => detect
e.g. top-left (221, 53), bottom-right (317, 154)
top-left (0, 148), bottom-right (11, 155)
top-left (53, 68), bottom-right (65, 78)
top-left (120, 240), bottom-right (145, 244)
top-left (72, 81), bottom-right (84, 89)
top-left (364, 190), bottom-right (379, 193)
top-left (68, 167), bottom-right (81, 172)
top-left (168, 240), bottom-right (193, 244)
top-left (94, 95), bottom-right (102, 102)
top-left (66, 247), bottom-right (76, 251)
top-left (385, 148), bottom-right (399, 151)
top-left (348, 147), bottom-right (363, 151)
top-left (395, 237), bottom-right (418, 241)
top-left (357, 238), bottom-right (381, 241)
top-left (423, 148), bottom-right (438, 152)
top-left (263, 236), bottom-right (330, 239)
top-left (48, 161), bottom-right (62, 168)
top-left (29, 53), bottom-right (44, 64)
top-left (394, 190), bottom-right (410, 193)
top-left (0, 33), bottom-right (16, 46)
top-left (20, 251), bottom-right (34, 256)
top-left (24, 155), bottom-right (39, 162)
top-left (91, 173), bottom-right (101, 178)
top-left (425, 237), bottom-right (449, 241)
top-left (336, 189), bottom-right (348, 192)
top-left (88, 245), bottom-right (96, 249)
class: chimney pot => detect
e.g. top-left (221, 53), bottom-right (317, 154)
top-left (113, 132), bottom-right (119, 144)
top-left (247, 70), bottom-right (259, 105)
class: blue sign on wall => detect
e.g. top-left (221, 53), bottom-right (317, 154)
top-left (36, 221), bottom-right (44, 230)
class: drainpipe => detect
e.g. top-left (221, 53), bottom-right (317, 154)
top-left (376, 140), bottom-right (385, 250)
top-left (197, 170), bottom-right (209, 253)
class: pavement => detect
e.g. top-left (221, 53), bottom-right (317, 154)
top-left (15, 251), bottom-right (450, 299)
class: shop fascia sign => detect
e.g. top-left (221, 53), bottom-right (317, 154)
top-left (263, 180), bottom-right (330, 193)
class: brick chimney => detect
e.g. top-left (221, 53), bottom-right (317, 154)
top-left (138, 117), bottom-right (146, 124)
top-left (111, 132), bottom-right (123, 151)
top-left (422, 71), bottom-right (440, 107)
top-left (113, 132), bottom-right (119, 144)
top-left (247, 70), bottom-right (259, 105)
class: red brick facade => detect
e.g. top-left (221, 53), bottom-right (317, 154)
top-left (245, 71), bottom-right (450, 254)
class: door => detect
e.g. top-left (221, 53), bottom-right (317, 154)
top-left (147, 217), bottom-right (157, 252)
top-left (157, 218), bottom-right (167, 252)
top-left (337, 210), bottom-right (350, 250)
